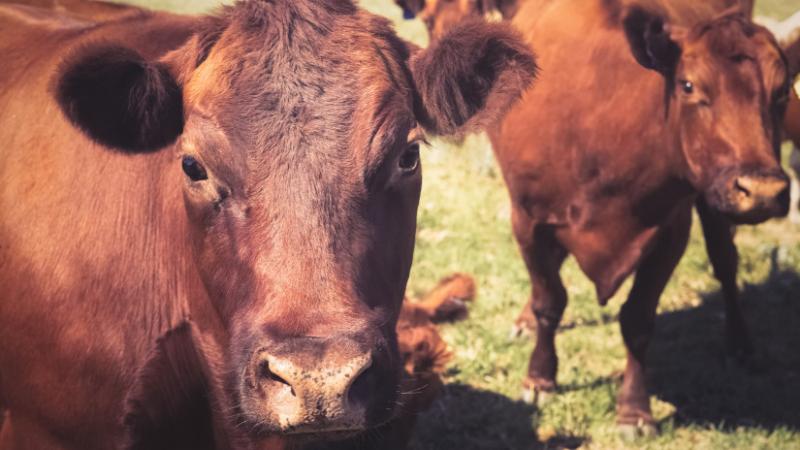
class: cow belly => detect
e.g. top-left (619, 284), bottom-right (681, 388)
top-left (556, 223), bottom-right (659, 304)
top-left (554, 199), bottom-right (693, 304)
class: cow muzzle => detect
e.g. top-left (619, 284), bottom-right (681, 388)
top-left (707, 169), bottom-right (790, 224)
top-left (240, 334), bottom-right (398, 437)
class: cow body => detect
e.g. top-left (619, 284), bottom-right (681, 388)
top-left (488, 0), bottom-right (790, 435)
top-left (0, 1), bottom-right (535, 448)
top-left (0, 8), bottom-right (201, 448)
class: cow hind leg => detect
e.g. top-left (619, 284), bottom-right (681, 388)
top-left (616, 208), bottom-right (691, 438)
top-left (512, 210), bottom-right (568, 404)
top-left (510, 298), bottom-right (537, 339)
top-left (695, 198), bottom-right (753, 360)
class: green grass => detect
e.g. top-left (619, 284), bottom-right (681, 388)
top-left (115, 1), bottom-right (800, 448)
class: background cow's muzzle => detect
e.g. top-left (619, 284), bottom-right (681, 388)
top-left (706, 167), bottom-right (790, 224)
top-left (240, 333), bottom-right (399, 437)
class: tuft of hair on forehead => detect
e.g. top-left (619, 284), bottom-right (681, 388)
top-left (220, 0), bottom-right (357, 35)
top-left (694, 14), bottom-right (754, 53)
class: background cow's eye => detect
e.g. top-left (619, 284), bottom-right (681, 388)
top-left (182, 155), bottom-right (208, 181)
top-left (399, 143), bottom-right (420, 173)
top-left (680, 80), bottom-right (694, 95)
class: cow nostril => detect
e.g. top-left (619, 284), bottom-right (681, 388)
top-left (258, 360), bottom-right (295, 396)
top-left (347, 360), bottom-right (376, 408)
top-left (734, 177), bottom-right (752, 197)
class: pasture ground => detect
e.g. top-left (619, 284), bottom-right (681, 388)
top-left (115, 0), bottom-right (800, 448)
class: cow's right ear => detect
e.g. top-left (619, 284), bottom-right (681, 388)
top-left (410, 19), bottom-right (537, 138)
top-left (55, 45), bottom-right (184, 153)
top-left (622, 7), bottom-right (683, 77)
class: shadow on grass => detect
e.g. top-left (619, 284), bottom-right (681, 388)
top-left (649, 263), bottom-right (800, 430)
top-left (408, 383), bottom-right (584, 450)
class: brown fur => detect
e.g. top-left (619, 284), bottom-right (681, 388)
top-left (401, 0), bottom-right (756, 41)
top-left (395, 0), bottom-right (519, 40)
top-left (491, 0), bottom-right (790, 431)
top-left (785, 82), bottom-right (800, 149)
top-left (404, 273), bottom-right (476, 322)
top-left (0, 1), bottom-right (534, 448)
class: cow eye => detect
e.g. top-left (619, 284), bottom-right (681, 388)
top-left (680, 80), bottom-right (694, 95)
top-left (399, 143), bottom-right (420, 173)
top-left (182, 155), bottom-right (208, 181)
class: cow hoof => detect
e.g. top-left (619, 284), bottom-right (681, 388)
top-left (617, 421), bottom-right (658, 441)
top-left (521, 385), bottom-right (555, 406)
top-left (509, 320), bottom-right (535, 340)
top-left (509, 323), bottom-right (531, 340)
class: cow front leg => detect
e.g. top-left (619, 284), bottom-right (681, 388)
top-left (617, 208), bottom-right (691, 438)
top-left (512, 209), bottom-right (568, 403)
top-left (696, 198), bottom-right (753, 359)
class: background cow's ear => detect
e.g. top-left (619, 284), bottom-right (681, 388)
top-left (395, 0), bottom-right (425, 19)
top-left (480, 0), bottom-right (519, 22)
top-left (622, 7), bottom-right (683, 76)
top-left (55, 45), bottom-right (184, 153)
top-left (410, 20), bottom-right (537, 137)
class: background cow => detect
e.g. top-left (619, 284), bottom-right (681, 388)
top-left (397, 0), bottom-right (759, 41)
top-left (485, 0), bottom-right (790, 438)
top-left (394, 0), bottom-right (519, 40)
top-left (759, 11), bottom-right (800, 212)
top-left (0, 0), bottom-right (535, 448)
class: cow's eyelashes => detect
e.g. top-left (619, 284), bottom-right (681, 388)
top-left (182, 155), bottom-right (208, 181)
top-left (399, 143), bottom-right (420, 173)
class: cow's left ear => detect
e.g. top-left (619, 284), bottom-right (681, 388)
top-left (622, 7), bottom-right (683, 77)
top-left (410, 19), bottom-right (537, 137)
top-left (54, 45), bottom-right (184, 153)
top-left (120, 321), bottom-right (221, 450)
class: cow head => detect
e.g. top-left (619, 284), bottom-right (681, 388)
top-left (623, 7), bottom-right (791, 224)
top-left (54, 0), bottom-right (535, 444)
top-left (395, 0), bottom-right (518, 41)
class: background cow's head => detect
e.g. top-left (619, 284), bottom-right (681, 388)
top-left (54, 0), bottom-right (535, 443)
top-left (395, 0), bottom-right (519, 41)
top-left (623, 6), bottom-right (791, 224)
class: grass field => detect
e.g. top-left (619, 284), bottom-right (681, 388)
top-left (115, 1), bottom-right (800, 448)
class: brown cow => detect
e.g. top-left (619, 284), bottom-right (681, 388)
top-left (0, 1), bottom-right (536, 448)
top-left (398, 0), bottom-right (757, 41)
top-left (487, 0), bottom-right (790, 438)
top-left (769, 20), bottom-right (800, 207)
top-left (395, 0), bottom-right (519, 40)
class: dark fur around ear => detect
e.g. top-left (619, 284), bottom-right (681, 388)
top-left (120, 321), bottom-right (217, 450)
top-left (622, 7), bottom-right (681, 76)
top-left (411, 19), bottom-right (537, 137)
top-left (394, 0), bottom-right (425, 18)
top-left (55, 44), bottom-right (184, 153)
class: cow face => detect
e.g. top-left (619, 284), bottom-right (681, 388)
top-left (54, 0), bottom-right (535, 443)
top-left (624, 7), bottom-right (791, 224)
top-left (396, 0), bottom-right (517, 41)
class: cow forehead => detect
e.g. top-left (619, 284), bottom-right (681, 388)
top-left (683, 18), bottom-right (786, 92)
top-left (182, 0), bottom-right (416, 181)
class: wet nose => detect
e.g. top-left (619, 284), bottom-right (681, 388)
top-left (731, 172), bottom-right (790, 223)
top-left (244, 335), bottom-right (392, 434)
